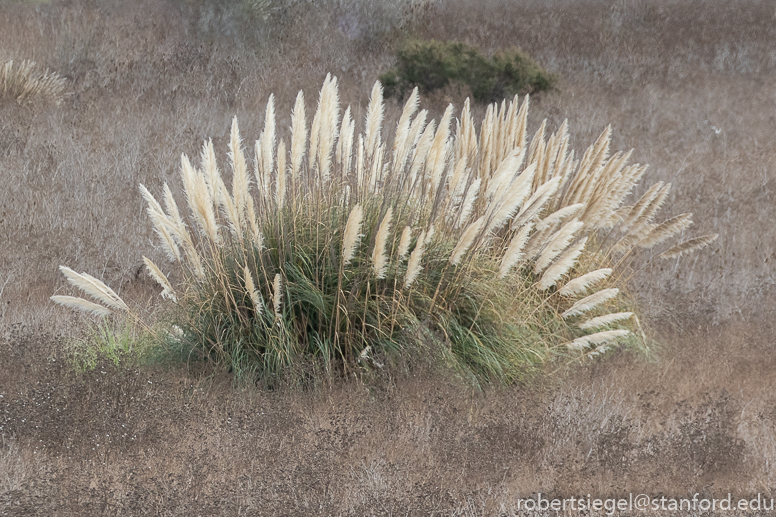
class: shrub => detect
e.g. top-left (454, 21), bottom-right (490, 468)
top-left (0, 60), bottom-right (66, 105)
top-left (52, 76), bottom-right (717, 385)
top-left (380, 39), bottom-right (556, 102)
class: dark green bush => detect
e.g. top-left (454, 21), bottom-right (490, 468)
top-left (380, 39), bottom-right (556, 102)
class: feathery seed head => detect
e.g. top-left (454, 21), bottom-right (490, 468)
top-left (243, 266), bottom-right (264, 314)
top-left (537, 236), bottom-right (588, 290)
top-left (273, 273), bottom-right (282, 319)
top-left (498, 223), bottom-right (533, 278)
top-left (579, 312), bottom-right (633, 330)
top-left (50, 295), bottom-right (111, 317)
top-left (58, 266), bottom-right (129, 312)
top-left (450, 216), bottom-right (485, 266)
top-left (143, 257), bottom-right (177, 302)
top-left (558, 268), bottom-right (613, 297)
top-left (404, 230), bottom-right (426, 289)
top-left (562, 288), bottom-right (620, 319)
top-left (566, 329), bottom-right (630, 351)
top-left (342, 204), bottom-right (365, 265)
top-left (372, 207), bottom-right (393, 279)
top-left (290, 90), bottom-right (307, 185)
top-left (397, 226), bottom-right (412, 261)
top-left (660, 234), bottom-right (719, 259)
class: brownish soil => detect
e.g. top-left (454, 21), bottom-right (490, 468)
top-left (1, 0), bottom-right (775, 514)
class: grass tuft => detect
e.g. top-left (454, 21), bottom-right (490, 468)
top-left (53, 76), bottom-right (717, 385)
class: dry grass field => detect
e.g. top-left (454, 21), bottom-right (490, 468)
top-left (1, 0), bottom-right (775, 514)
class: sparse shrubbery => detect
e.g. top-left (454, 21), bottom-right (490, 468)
top-left (52, 76), bottom-right (716, 385)
top-left (0, 59), bottom-right (65, 105)
top-left (380, 39), bottom-right (556, 103)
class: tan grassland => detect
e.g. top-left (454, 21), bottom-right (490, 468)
top-left (1, 0), bottom-right (775, 514)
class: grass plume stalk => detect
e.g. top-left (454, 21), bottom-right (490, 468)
top-left (52, 75), bottom-right (717, 384)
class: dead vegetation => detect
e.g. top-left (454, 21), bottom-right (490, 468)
top-left (1, 0), bottom-right (775, 514)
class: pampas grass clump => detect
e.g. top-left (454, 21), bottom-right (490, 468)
top-left (52, 75), bottom-right (717, 384)
top-left (1, 60), bottom-right (66, 105)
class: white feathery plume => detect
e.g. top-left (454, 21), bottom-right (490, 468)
top-left (162, 184), bottom-right (187, 238)
top-left (425, 224), bottom-right (435, 243)
top-left (315, 75), bottom-right (340, 184)
top-left (308, 79), bottom-right (324, 173)
top-left (273, 273), bottom-right (282, 319)
top-left (368, 143), bottom-right (385, 192)
top-left (229, 117), bottom-right (250, 228)
top-left (243, 266), bottom-right (264, 314)
top-left (456, 177), bottom-right (481, 229)
top-left (364, 81), bottom-right (384, 162)
top-left (404, 230), bottom-right (426, 289)
top-left (566, 329), bottom-right (630, 351)
top-left (408, 120), bottom-right (436, 197)
top-left (535, 203), bottom-right (584, 233)
top-left (637, 213), bottom-right (692, 248)
top-left (620, 181), bottom-right (664, 233)
top-left (449, 216), bottom-right (485, 266)
top-left (245, 195), bottom-right (262, 249)
top-left (342, 203), bottom-right (364, 265)
top-left (58, 266), bottom-right (129, 312)
top-left (371, 207), bottom-right (393, 279)
top-left (51, 296), bottom-right (112, 317)
top-left (565, 125), bottom-right (612, 206)
top-left (215, 170), bottom-right (242, 239)
top-left (484, 147), bottom-right (526, 201)
top-left (536, 236), bottom-right (588, 290)
top-left (162, 184), bottom-right (200, 267)
top-left (180, 153), bottom-right (219, 244)
top-left (397, 226), bottom-right (412, 261)
top-left (139, 184), bottom-right (181, 262)
top-left (143, 256), bottom-right (177, 302)
top-left (562, 288), bottom-right (619, 319)
top-left (512, 176), bottom-right (562, 228)
top-left (660, 234), bottom-right (719, 259)
top-left (427, 105), bottom-right (453, 196)
top-left (510, 94), bottom-right (529, 152)
top-left (526, 118), bottom-right (547, 167)
top-left (498, 222), bottom-right (534, 278)
top-left (579, 312), bottom-right (633, 330)
top-left (398, 109), bottom-right (428, 180)
top-left (391, 87), bottom-right (419, 175)
top-left (446, 153), bottom-right (469, 214)
top-left (534, 218), bottom-right (584, 274)
top-left (336, 106), bottom-right (355, 175)
top-left (477, 104), bottom-right (495, 181)
top-left (260, 94), bottom-right (276, 194)
top-left (485, 162), bottom-right (537, 234)
top-left (290, 90), bottom-right (307, 193)
top-left (455, 98), bottom-right (473, 162)
top-left (201, 139), bottom-right (221, 202)
top-left (624, 182), bottom-right (672, 237)
top-left (558, 268), bottom-right (612, 297)
top-left (356, 135), bottom-right (366, 194)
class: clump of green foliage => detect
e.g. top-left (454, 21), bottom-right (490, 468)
top-left (380, 39), bottom-right (556, 102)
top-left (53, 76), bottom-right (717, 386)
top-left (64, 320), bottom-right (150, 374)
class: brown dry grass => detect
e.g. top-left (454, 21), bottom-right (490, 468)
top-left (1, 0), bottom-right (775, 514)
